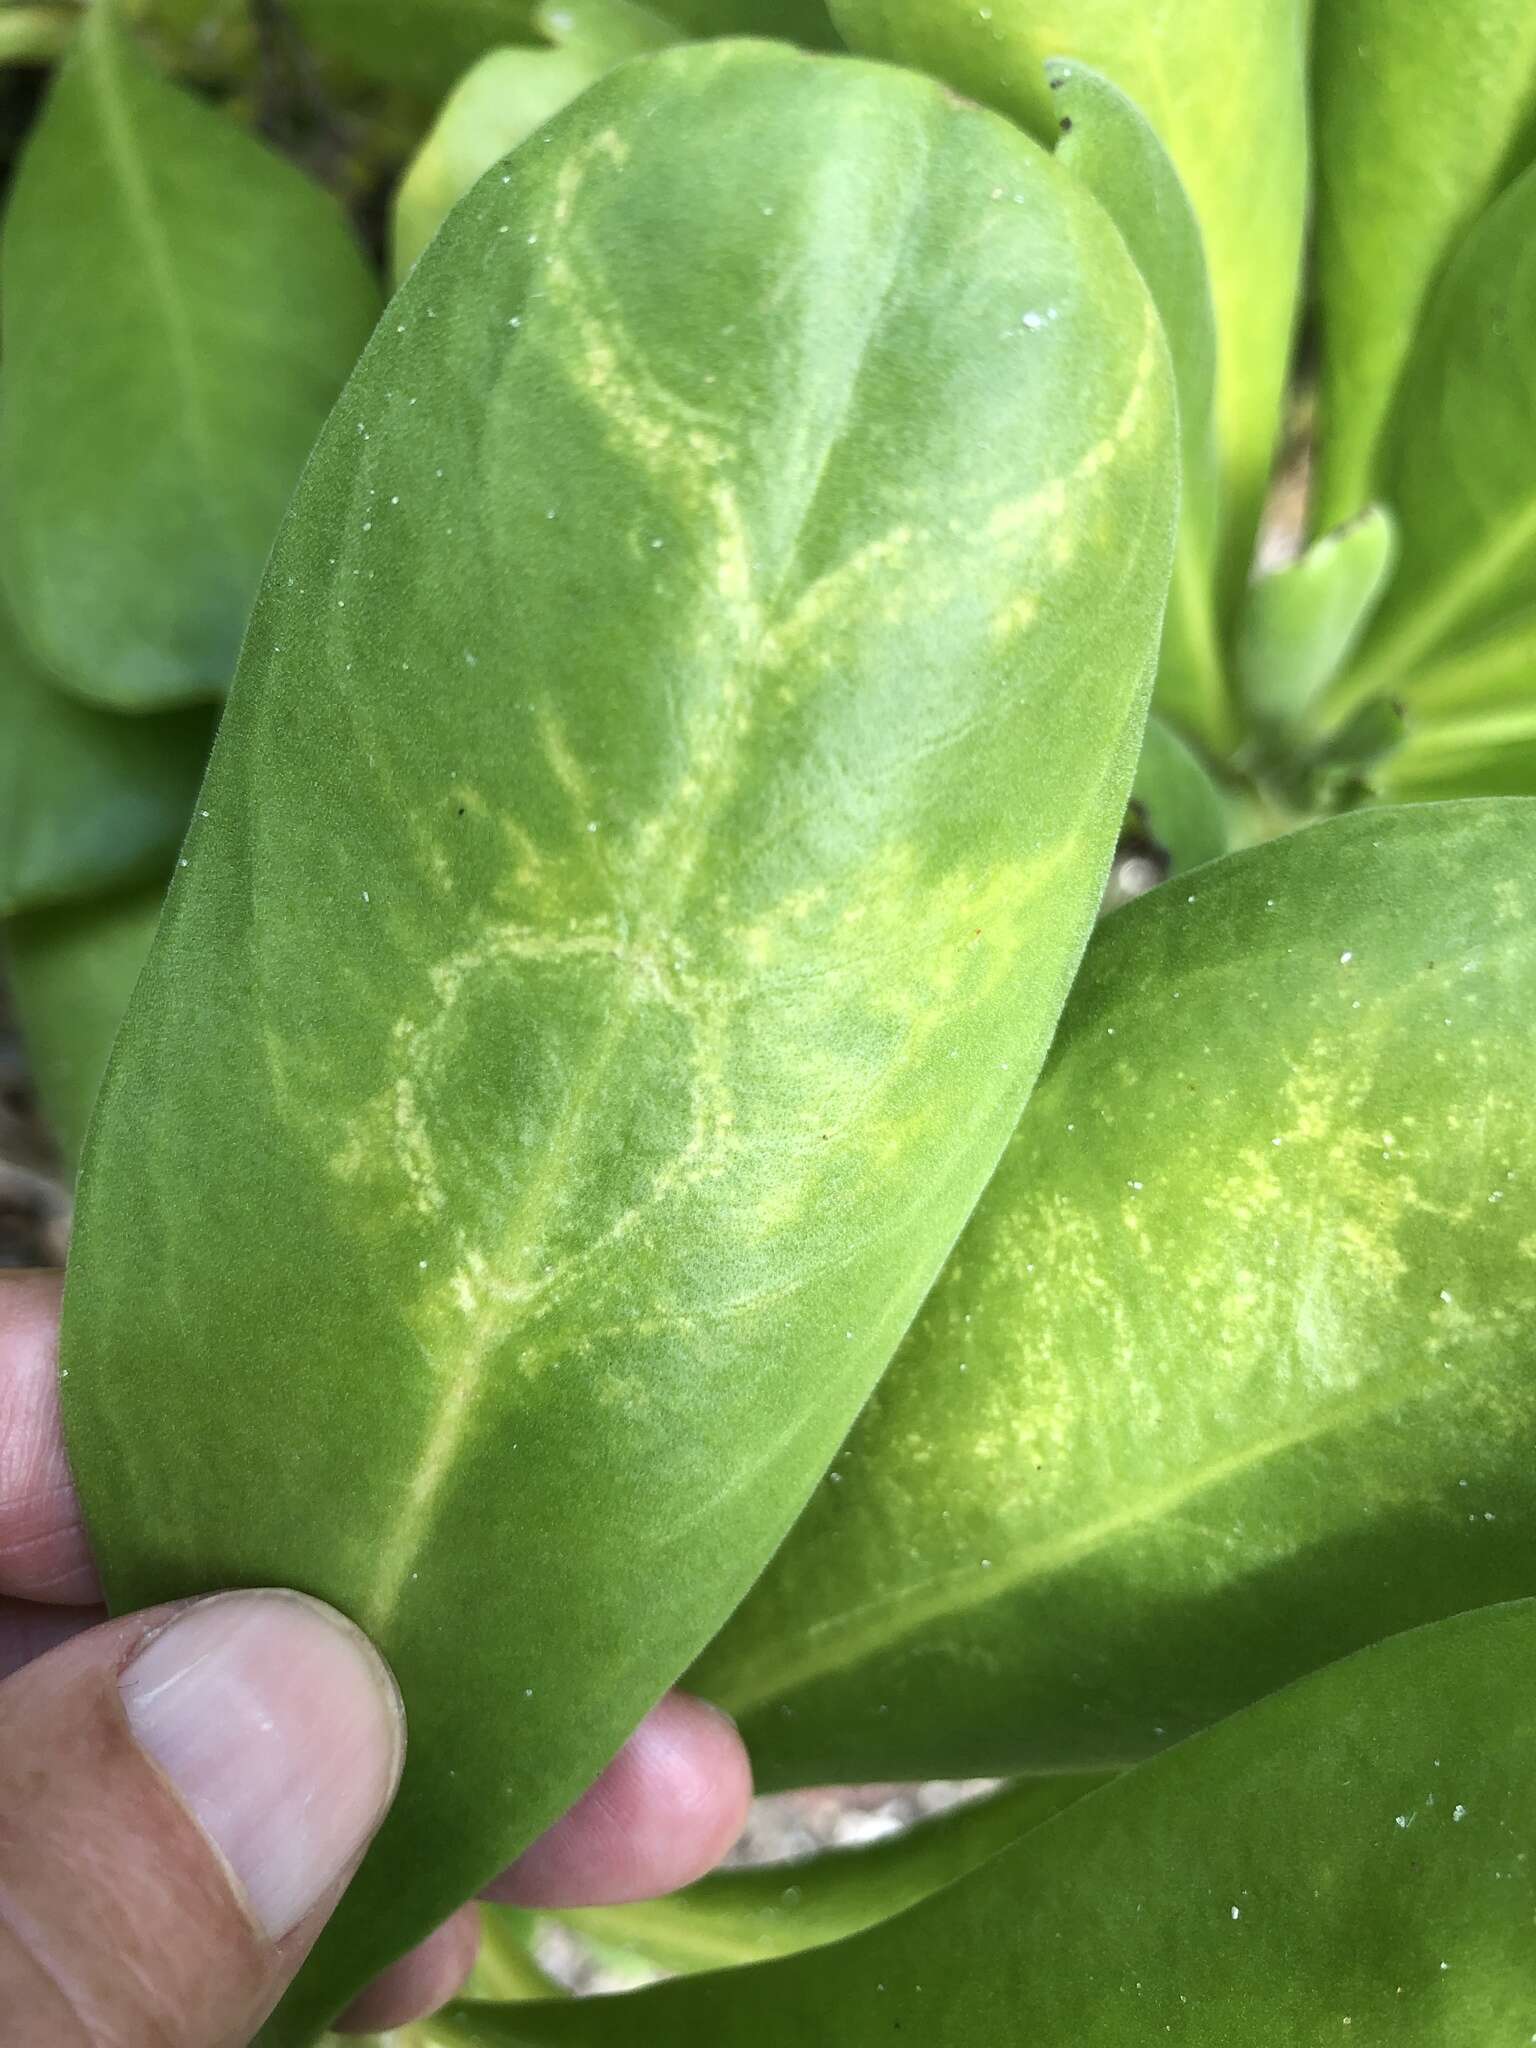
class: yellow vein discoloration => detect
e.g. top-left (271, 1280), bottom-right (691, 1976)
top-left (353, 122), bottom-right (1164, 1630)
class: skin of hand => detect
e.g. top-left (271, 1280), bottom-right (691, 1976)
top-left (0, 1269), bottom-right (754, 2044)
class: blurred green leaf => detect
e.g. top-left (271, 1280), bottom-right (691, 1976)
top-left (689, 802), bottom-right (1536, 1786)
top-left (0, 6), bottom-right (380, 707)
top-left (284, 0), bottom-right (546, 97)
top-left (1312, 0), bottom-right (1536, 530)
top-left (393, 1), bottom-right (678, 280)
top-left (1332, 163), bottom-right (1536, 727)
top-left (444, 1604), bottom-right (1536, 2046)
top-left (1049, 62), bottom-right (1226, 754)
top-left (1385, 706), bottom-right (1536, 802)
top-left (1236, 506), bottom-right (1396, 726)
top-left (59, 43), bottom-right (1175, 2042)
top-left (828, 0), bottom-right (1309, 596)
top-left (1127, 714), bottom-right (1227, 876)
top-left (5, 878), bottom-right (166, 1171)
top-left (0, 596), bottom-right (211, 916)
top-left (550, 1776), bottom-right (1109, 1975)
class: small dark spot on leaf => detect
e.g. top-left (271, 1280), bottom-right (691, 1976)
top-left (1059, 115), bottom-right (1073, 131)
top-left (457, 806), bottom-right (466, 817)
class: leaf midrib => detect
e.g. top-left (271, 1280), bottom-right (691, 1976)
top-left (359, 111), bottom-right (945, 1633)
top-left (82, 16), bottom-right (242, 571)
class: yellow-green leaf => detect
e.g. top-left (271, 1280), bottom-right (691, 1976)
top-left (690, 800), bottom-right (1536, 1785)
top-left (393, 1), bottom-right (678, 281)
top-left (1311, 0), bottom-right (1536, 530)
top-left (828, 0), bottom-right (1309, 597)
top-left (59, 42), bottom-right (1176, 2041)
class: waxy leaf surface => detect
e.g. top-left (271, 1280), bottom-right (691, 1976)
top-left (1236, 506), bottom-right (1396, 728)
top-left (0, 597), bottom-right (211, 916)
top-left (1334, 163), bottom-right (1536, 725)
top-left (61, 43), bottom-right (1175, 2041)
top-left (1049, 62), bottom-right (1224, 753)
top-left (6, 879), bottom-right (166, 1170)
top-left (690, 801), bottom-right (1536, 1786)
top-left (1126, 715), bottom-right (1226, 879)
top-left (449, 1605), bottom-right (1536, 2046)
top-left (830, 0), bottom-right (1308, 590)
top-left (393, 2), bottom-right (677, 280)
top-left (0, 9), bottom-right (380, 707)
top-left (549, 1774), bottom-right (1109, 1976)
top-left (1311, 0), bottom-right (1536, 530)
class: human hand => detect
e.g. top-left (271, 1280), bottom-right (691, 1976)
top-left (0, 1269), bottom-right (752, 2043)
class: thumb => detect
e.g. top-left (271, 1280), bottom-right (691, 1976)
top-left (0, 1590), bottom-right (405, 2047)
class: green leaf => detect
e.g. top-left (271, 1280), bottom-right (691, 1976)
top-left (0, 7), bottom-right (76, 66)
top-left (688, 800), bottom-right (1536, 1787)
top-left (0, 7), bottom-right (381, 708)
top-left (60, 43), bottom-right (1176, 2043)
top-left (1047, 62), bottom-right (1225, 755)
top-left (828, 0), bottom-right (1310, 595)
top-left (646, 0), bottom-right (837, 41)
top-left (1126, 713), bottom-right (1227, 877)
top-left (393, 2), bottom-right (679, 281)
top-left (1311, 0), bottom-right (1536, 531)
top-left (1385, 706), bottom-right (1536, 802)
top-left (442, 1603), bottom-right (1536, 2046)
top-left (1329, 162), bottom-right (1536, 724)
top-left (283, 0), bottom-right (546, 97)
top-left (1235, 505), bottom-right (1397, 726)
top-left (470, 1910), bottom-right (567, 2001)
top-left (0, 597), bottom-right (212, 917)
top-left (5, 878), bottom-right (166, 1171)
top-left (550, 1775), bottom-right (1109, 1975)
top-left (281, 0), bottom-right (834, 98)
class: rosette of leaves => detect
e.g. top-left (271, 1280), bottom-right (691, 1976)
top-left (0, 3), bottom-right (1533, 2044)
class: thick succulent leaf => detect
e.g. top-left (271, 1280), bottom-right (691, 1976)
top-left (0, 8), bottom-right (380, 708)
top-left (647, 0), bottom-right (837, 44)
top-left (0, 599), bottom-right (211, 917)
top-left (1385, 708), bottom-right (1536, 803)
top-left (689, 800), bottom-right (1536, 1787)
top-left (1048, 62), bottom-right (1225, 754)
top-left (550, 1775), bottom-right (1108, 1976)
top-left (5, 880), bottom-right (166, 1172)
top-left (829, 0), bottom-right (1309, 595)
top-left (1394, 608), bottom-right (1536, 724)
top-left (393, 2), bottom-right (678, 280)
top-left (284, 0), bottom-right (833, 95)
top-left (0, 8), bottom-right (75, 65)
top-left (1312, 0), bottom-right (1536, 531)
top-left (1332, 162), bottom-right (1536, 724)
top-left (283, 0), bottom-right (545, 95)
top-left (1126, 715), bottom-right (1226, 878)
top-left (444, 1604), bottom-right (1536, 2046)
top-left (1235, 505), bottom-right (1396, 726)
top-left (470, 1912), bottom-right (565, 2001)
top-left (60, 44), bottom-right (1176, 2042)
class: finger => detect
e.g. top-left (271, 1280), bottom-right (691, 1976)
top-left (483, 1692), bottom-right (752, 1909)
top-left (0, 1589), bottom-right (404, 2047)
top-left (0, 1595), bottom-right (102, 1682)
top-left (333, 1907), bottom-right (480, 2035)
top-left (0, 1269), bottom-right (98, 1606)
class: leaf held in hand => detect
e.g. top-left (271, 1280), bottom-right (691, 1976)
top-left (59, 41), bottom-right (1176, 2042)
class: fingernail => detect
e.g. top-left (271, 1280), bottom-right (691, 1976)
top-left (119, 1590), bottom-right (404, 1940)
